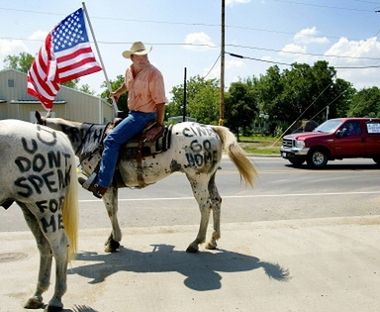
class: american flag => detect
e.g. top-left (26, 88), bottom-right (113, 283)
top-left (27, 8), bottom-right (102, 110)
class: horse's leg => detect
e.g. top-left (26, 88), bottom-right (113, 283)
top-left (186, 174), bottom-right (213, 253)
top-left (45, 229), bottom-right (69, 311)
top-left (102, 187), bottom-right (122, 252)
top-left (205, 173), bottom-right (222, 250)
top-left (19, 204), bottom-right (52, 309)
top-left (21, 201), bottom-right (70, 311)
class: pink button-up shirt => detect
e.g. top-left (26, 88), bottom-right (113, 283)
top-left (125, 63), bottom-right (166, 113)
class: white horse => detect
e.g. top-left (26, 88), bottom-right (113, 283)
top-left (0, 119), bottom-right (78, 311)
top-left (35, 111), bottom-right (257, 253)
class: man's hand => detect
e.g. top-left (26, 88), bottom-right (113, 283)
top-left (111, 91), bottom-right (120, 102)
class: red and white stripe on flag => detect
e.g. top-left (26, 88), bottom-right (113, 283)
top-left (27, 8), bottom-right (102, 110)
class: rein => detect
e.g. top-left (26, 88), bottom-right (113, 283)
top-left (77, 122), bottom-right (110, 165)
top-left (77, 123), bottom-right (96, 155)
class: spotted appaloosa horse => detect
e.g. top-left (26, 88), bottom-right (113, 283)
top-left (0, 119), bottom-right (78, 311)
top-left (35, 111), bottom-right (257, 253)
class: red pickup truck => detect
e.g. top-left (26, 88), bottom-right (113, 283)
top-left (280, 117), bottom-right (380, 168)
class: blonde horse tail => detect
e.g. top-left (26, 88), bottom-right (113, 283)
top-left (212, 126), bottom-right (258, 187)
top-left (62, 147), bottom-right (79, 261)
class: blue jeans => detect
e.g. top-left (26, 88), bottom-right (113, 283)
top-left (96, 111), bottom-right (157, 187)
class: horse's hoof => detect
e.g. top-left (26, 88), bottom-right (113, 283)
top-left (45, 305), bottom-right (63, 312)
top-left (205, 242), bottom-right (217, 250)
top-left (24, 297), bottom-right (44, 309)
top-left (186, 245), bottom-right (199, 253)
top-left (104, 239), bottom-right (120, 252)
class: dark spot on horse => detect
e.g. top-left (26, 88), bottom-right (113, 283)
top-left (170, 160), bottom-right (182, 172)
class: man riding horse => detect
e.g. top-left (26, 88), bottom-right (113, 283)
top-left (82, 41), bottom-right (166, 198)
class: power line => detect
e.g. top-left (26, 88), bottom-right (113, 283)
top-left (273, 79), bottom-right (337, 143)
top-left (3, 32), bottom-right (380, 66)
top-left (0, 6), bottom-right (371, 42)
top-left (310, 90), bottom-right (348, 121)
top-left (352, 0), bottom-right (380, 3)
top-left (353, 0), bottom-right (380, 4)
top-left (269, 0), bottom-right (374, 12)
top-left (227, 52), bottom-right (380, 69)
top-left (203, 54), bottom-right (221, 79)
top-left (2, 34), bottom-right (380, 63)
top-left (228, 52), bottom-right (292, 66)
top-left (227, 44), bottom-right (380, 61)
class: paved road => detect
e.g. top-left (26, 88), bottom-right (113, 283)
top-left (1, 157), bottom-right (380, 312)
top-left (2, 156), bottom-right (380, 231)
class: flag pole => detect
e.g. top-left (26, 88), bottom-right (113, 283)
top-left (82, 2), bottom-right (118, 118)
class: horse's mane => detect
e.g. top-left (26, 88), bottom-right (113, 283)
top-left (46, 118), bottom-right (108, 160)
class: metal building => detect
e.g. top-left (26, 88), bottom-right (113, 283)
top-left (0, 69), bottom-right (113, 123)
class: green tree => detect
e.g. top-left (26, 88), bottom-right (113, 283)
top-left (252, 65), bottom-right (284, 135)
top-left (100, 75), bottom-right (128, 114)
top-left (224, 80), bottom-right (258, 138)
top-left (167, 85), bottom-right (186, 119)
top-left (167, 76), bottom-right (219, 124)
top-left (328, 78), bottom-right (355, 118)
top-left (4, 52), bottom-right (35, 73)
top-left (348, 87), bottom-right (380, 117)
top-left (78, 83), bottom-right (95, 95)
top-left (252, 61), bottom-right (353, 135)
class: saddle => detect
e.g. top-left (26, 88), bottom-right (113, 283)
top-left (105, 117), bottom-right (172, 188)
top-left (108, 118), bottom-right (172, 160)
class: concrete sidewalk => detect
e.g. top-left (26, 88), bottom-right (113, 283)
top-left (1, 216), bottom-right (380, 312)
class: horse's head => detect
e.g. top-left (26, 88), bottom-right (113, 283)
top-left (35, 110), bottom-right (57, 127)
top-left (34, 111), bottom-right (106, 159)
top-left (35, 110), bottom-right (79, 132)
top-left (35, 110), bottom-right (47, 126)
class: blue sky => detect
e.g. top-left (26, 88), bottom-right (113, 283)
top-left (1, 0), bottom-right (380, 101)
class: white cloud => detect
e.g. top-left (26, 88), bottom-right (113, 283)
top-left (0, 39), bottom-right (27, 59)
top-left (294, 27), bottom-right (329, 45)
top-left (184, 32), bottom-right (215, 51)
top-left (29, 30), bottom-right (48, 41)
top-left (279, 34), bottom-right (380, 89)
top-left (279, 43), bottom-right (315, 65)
top-left (324, 36), bottom-right (380, 89)
top-left (281, 43), bottom-right (307, 54)
top-left (226, 0), bottom-right (251, 6)
top-left (325, 37), bottom-right (380, 62)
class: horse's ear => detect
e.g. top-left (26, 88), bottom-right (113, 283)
top-left (35, 111), bottom-right (42, 123)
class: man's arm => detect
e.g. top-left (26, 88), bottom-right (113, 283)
top-left (156, 103), bottom-right (165, 125)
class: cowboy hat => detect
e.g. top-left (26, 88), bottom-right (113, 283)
top-left (122, 41), bottom-right (152, 59)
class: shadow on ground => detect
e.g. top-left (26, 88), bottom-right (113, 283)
top-left (69, 244), bottom-right (290, 291)
top-left (61, 305), bottom-right (99, 312)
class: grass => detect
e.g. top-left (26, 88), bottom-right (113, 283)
top-left (238, 135), bottom-right (282, 156)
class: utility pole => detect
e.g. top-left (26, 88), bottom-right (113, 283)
top-left (182, 67), bottom-right (187, 122)
top-left (219, 0), bottom-right (225, 126)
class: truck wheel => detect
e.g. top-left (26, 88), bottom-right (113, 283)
top-left (289, 159), bottom-right (305, 167)
top-left (307, 149), bottom-right (328, 168)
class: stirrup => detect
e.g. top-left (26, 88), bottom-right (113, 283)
top-left (78, 174), bottom-right (107, 199)
top-left (79, 172), bottom-right (97, 190)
